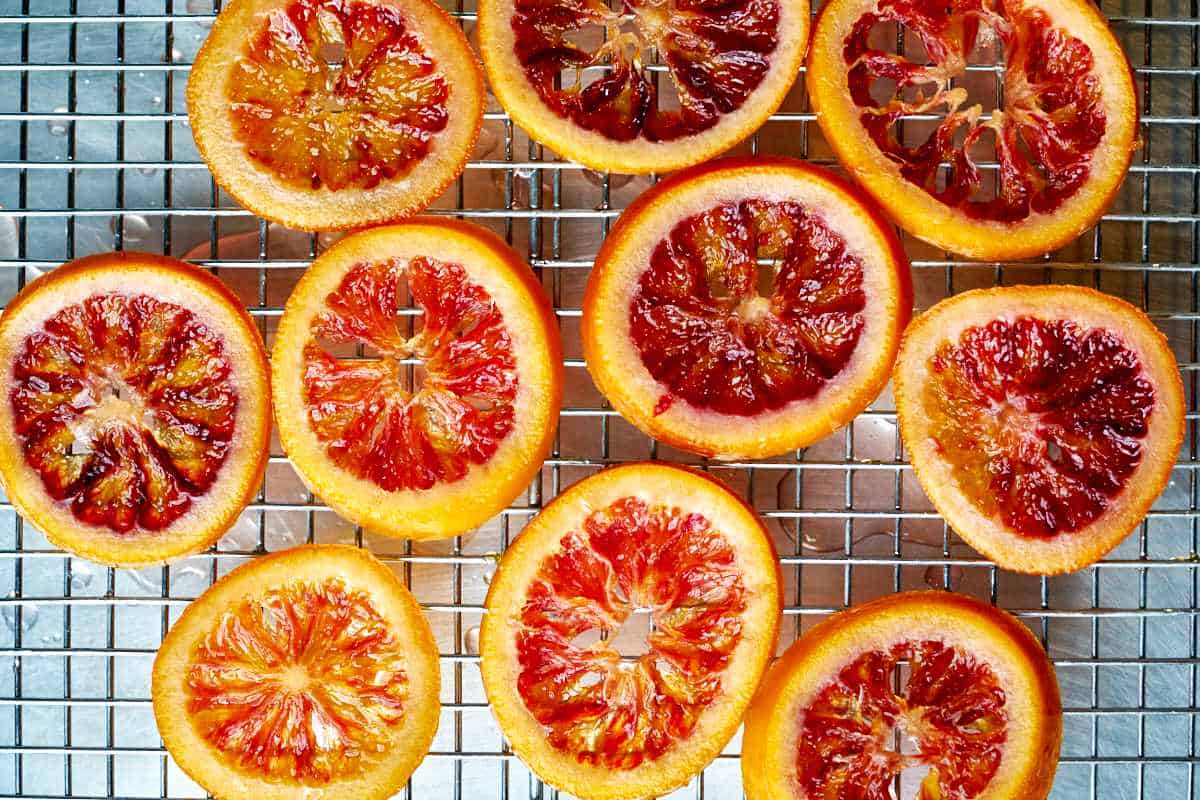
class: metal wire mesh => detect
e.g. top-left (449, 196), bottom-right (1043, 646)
top-left (0, 0), bottom-right (1198, 797)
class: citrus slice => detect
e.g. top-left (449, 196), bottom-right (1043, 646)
top-left (153, 544), bottom-right (440, 800)
top-left (582, 156), bottom-right (912, 460)
top-left (0, 252), bottom-right (270, 567)
top-left (480, 462), bottom-right (781, 800)
top-left (188, 0), bottom-right (483, 231)
top-left (807, 0), bottom-right (1137, 260)
top-left (894, 286), bottom-right (1184, 575)
top-left (476, 0), bottom-right (809, 174)
top-left (742, 590), bottom-right (1062, 800)
top-left (272, 219), bottom-right (562, 539)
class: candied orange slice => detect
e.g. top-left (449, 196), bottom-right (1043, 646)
top-left (481, 463), bottom-right (780, 800)
top-left (476, 0), bottom-right (810, 173)
top-left (271, 219), bottom-right (562, 539)
top-left (153, 544), bottom-right (440, 800)
top-left (189, 0), bottom-right (483, 231)
top-left (807, 0), bottom-right (1137, 259)
top-left (583, 156), bottom-right (911, 459)
top-left (894, 286), bottom-right (1185, 574)
top-left (743, 591), bottom-right (1062, 800)
top-left (0, 252), bottom-right (269, 567)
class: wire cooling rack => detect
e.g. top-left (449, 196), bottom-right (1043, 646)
top-left (0, 0), bottom-right (1198, 797)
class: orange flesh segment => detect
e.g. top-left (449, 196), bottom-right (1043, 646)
top-left (515, 496), bottom-right (747, 769)
top-left (844, 0), bottom-right (1105, 221)
top-left (185, 578), bottom-right (408, 783)
top-left (629, 199), bottom-right (865, 416)
top-left (11, 293), bottom-right (238, 533)
top-left (796, 639), bottom-right (1007, 799)
top-left (924, 316), bottom-right (1153, 537)
top-left (229, 0), bottom-right (450, 191)
top-left (302, 256), bottom-right (518, 491)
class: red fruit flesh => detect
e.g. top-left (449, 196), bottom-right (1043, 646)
top-left (628, 199), bottom-right (865, 416)
top-left (185, 578), bottom-right (408, 783)
top-left (229, 0), bottom-right (450, 191)
top-left (924, 316), bottom-right (1154, 537)
top-left (302, 257), bottom-right (518, 491)
top-left (11, 294), bottom-right (238, 533)
top-left (796, 640), bottom-right (1007, 800)
top-left (511, 0), bottom-right (779, 142)
top-left (843, 0), bottom-right (1105, 221)
top-left (515, 496), bottom-right (747, 769)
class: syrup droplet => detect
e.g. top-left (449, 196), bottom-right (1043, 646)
top-left (47, 107), bottom-right (69, 137)
top-left (473, 125), bottom-right (501, 159)
top-left (110, 214), bottom-right (153, 245)
top-left (464, 625), bottom-right (480, 655)
top-left (172, 565), bottom-right (210, 595)
top-left (125, 567), bottom-right (161, 594)
top-left (69, 562), bottom-right (95, 592)
top-left (582, 169), bottom-right (633, 190)
top-left (923, 564), bottom-right (964, 590)
top-left (1, 599), bottom-right (38, 633)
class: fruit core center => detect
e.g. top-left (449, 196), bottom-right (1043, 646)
top-left (516, 496), bottom-right (748, 769)
top-left (843, 0), bottom-right (1107, 222)
top-left (185, 578), bottom-right (409, 784)
top-left (278, 663), bottom-right (314, 693)
top-left (302, 256), bottom-right (519, 492)
top-left (228, 0), bottom-right (450, 192)
top-left (630, 198), bottom-right (867, 418)
top-left (796, 639), bottom-right (1008, 800)
top-left (571, 607), bottom-right (656, 659)
top-left (588, 2), bottom-right (682, 67)
top-left (511, 0), bottom-right (781, 142)
top-left (12, 292), bottom-right (238, 534)
top-left (994, 395), bottom-right (1040, 437)
top-left (735, 294), bottom-right (773, 325)
top-left (924, 315), bottom-right (1154, 537)
top-left (71, 377), bottom-right (149, 443)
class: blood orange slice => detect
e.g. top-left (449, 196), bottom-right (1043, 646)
top-left (272, 219), bottom-right (562, 539)
top-left (476, 0), bottom-right (809, 174)
top-left (188, 0), bottom-right (483, 231)
top-left (807, 0), bottom-right (1137, 260)
top-left (0, 252), bottom-right (270, 567)
top-left (153, 544), bottom-right (440, 800)
top-left (480, 462), bottom-right (781, 800)
top-left (894, 286), bottom-right (1184, 575)
top-left (582, 156), bottom-right (912, 460)
top-left (742, 590), bottom-right (1062, 800)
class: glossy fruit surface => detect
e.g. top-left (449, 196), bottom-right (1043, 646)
top-left (583, 156), bottom-right (911, 459)
top-left (272, 219), bottom-right (561, 539)
top-left (189, 0), bottom-right (483, 231)
top-left (743, 590), bottom-right (1062, 800)
top-left (0, 252), bottom-right (270, 567)
top-left (153, 544), bottom-right (440, 800)
top-left (476, 0), bottom-right (809, 173)
top-left (895, 285), bottom-right (1184, 574)
top-left (481, 462), bottom-right (780, 800)
top-left (807, 0), bottom-right (1137, 259)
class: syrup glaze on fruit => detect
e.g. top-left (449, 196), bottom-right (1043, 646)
top-left (924, 316), bottom-right (1154, 536)
top-left (843, 0), bottom-right (1106, 221)
top-left (185, 578), bottom-right (408, 783)
top-left (11, 294), bottom-right (238, 533)
top-left (796, 639), bottom-right (1007, 799)
top-left (302, 257), bottom-right (518, 491)
top-left (511, 0), bottom-right (780, 141)
top-left (515, 496), bottom-right (747, 768)
top-left (229, 0), bottom-right (450, 191)
top-left (629, 199), bottom-right (865, 416)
